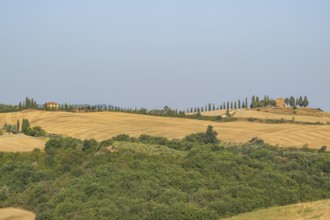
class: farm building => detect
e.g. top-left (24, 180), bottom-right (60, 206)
top-left (44, 102), bottom-right (60, 109)
top-left (276, 98), bottom-right (285, 108)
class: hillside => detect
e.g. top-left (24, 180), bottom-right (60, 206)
top-left (0, 136), bottom-right (329, 219)
top-left (0, 208), bottom-right (35, 220)
top-left (0, 134), bottom-right (46, 152)
top-left (0, 110), bottom-right (330, 149)
top-left (192, 108), bottom-right (330, 123)
top-left (226, 199), bottom-right (330, 220)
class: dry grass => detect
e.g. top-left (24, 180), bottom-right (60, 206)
top-left (0, 110), bottom-right (330, 149)
top-left (193, 108), bottom-right (330, 123)
top-left (226, 199), bottom-right (330, 220)
top-left (0, 134), bottom-right (46, 152)
top-left (0, 208), bottom-right (35, 220)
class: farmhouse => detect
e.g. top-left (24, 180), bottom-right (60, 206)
top-left (44, 102), bottom-right (60, 109)
top-left (276, 98), bottom-right (285, 108)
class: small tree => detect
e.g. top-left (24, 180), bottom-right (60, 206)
top-left (22, 119), bottom-right (31, 134)
top-left (17, 120), bottom-right (20, 133)
top-left (204, 125), bottom-right (219, 144)
top-left (303, 96), bottom-right (309, 107)
top-left (11, 125), bottom-right (18, 134)
top-left (290, 96), bottom-right (295, 107)
top-left (298, 96), bottom-right (303, 107)
top-left (251, 96), bottom-right (256, 108)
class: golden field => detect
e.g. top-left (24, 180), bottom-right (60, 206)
top-left (0, 208), bottom-right (35, 220)
top-left (0, 110), bottom-right (330, 150)
top-left (191, 108), bottom-right (330, 123)
top-left (0, 134), bottom-right (46, 152)
top-left (226, 199), bottom-right (330, 220)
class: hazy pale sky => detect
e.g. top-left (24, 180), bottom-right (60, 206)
top-left (1, 1), bottom-right (329, 110)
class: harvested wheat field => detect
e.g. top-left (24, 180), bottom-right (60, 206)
top-left (226, 199), bottom-right (330, 220)
top-left (0, 208), bottom-right (35, 220)
top-left (0, 134), bottom-right (46, 152)
top-left (0, 110), bottom-right (330, 149)
top-left (195, 108), bottom-right (330, 123)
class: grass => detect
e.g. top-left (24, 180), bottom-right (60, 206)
top-left (0, 208), bottom-right (35, 220)
top-left (195, 108), bottom-right (330, 123)
top-left (0, 110), bottom-right (330, 151)
top-left (0, 133), bottom-right (46, 152)
top-left (225, 199), bottom-right (330, 220)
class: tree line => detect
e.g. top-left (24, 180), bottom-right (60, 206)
top-left (187, 95), bottom-right (310, 113)
top-left (0, 95), bottom-right (311, 116)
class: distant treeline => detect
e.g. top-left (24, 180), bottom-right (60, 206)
top-left (0, 95), bottom-right (311, 116)
top-left (186, 95), bottom-right (310, 113)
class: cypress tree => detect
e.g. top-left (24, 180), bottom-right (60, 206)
top-left (238, 100), bottom-right (241, 109)
top-left (303, 96), bottom-right (309, 107)
top-left (251, 96), bottom-right (256, 108)
top-left (298, 96), bottom-right (303, 107)
top-left (17, 120), bottom-right (20, 133)
top-left (256, 96), bottom-right (260, 107)
top-left (22, 119), bottom-right (31, 134)
top-left (290, 96), bottom-right (295, 107)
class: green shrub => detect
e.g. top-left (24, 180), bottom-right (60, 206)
top-left (10, 125), bottom-right (18, 134)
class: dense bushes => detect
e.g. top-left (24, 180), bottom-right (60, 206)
top-left (0, 130), bottom-right (329, 219)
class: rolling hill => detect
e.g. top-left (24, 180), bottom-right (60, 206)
top-left (191, 108), bottom-right (330, 123)
top-left (0, 110), bottom-right (330, 151)
top-left (226, 199), bottom-right (330, 220)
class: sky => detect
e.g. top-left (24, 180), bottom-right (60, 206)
top-left (1, 1), bottom-right (329, 110)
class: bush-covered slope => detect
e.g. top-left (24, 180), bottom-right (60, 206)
top-left (0, 131), bottom-right (329, 219)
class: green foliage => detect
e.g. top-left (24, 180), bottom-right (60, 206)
top-left (10, 125), bottom-right (18, 134)
top-left (0, 133), bottom-right (329, 219)
top-left (1, 123), bottom-right (19, 134)
top-left (303, 96), bottom-right (309, 107)
top-left (22, 119), bottom-right (30, 134)
top-left (185, 125), bottom-right (219, 144)
top-left (27, 126), bottom-right (46, 137)
top-left (290, 96), bottom-right (296, 107)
